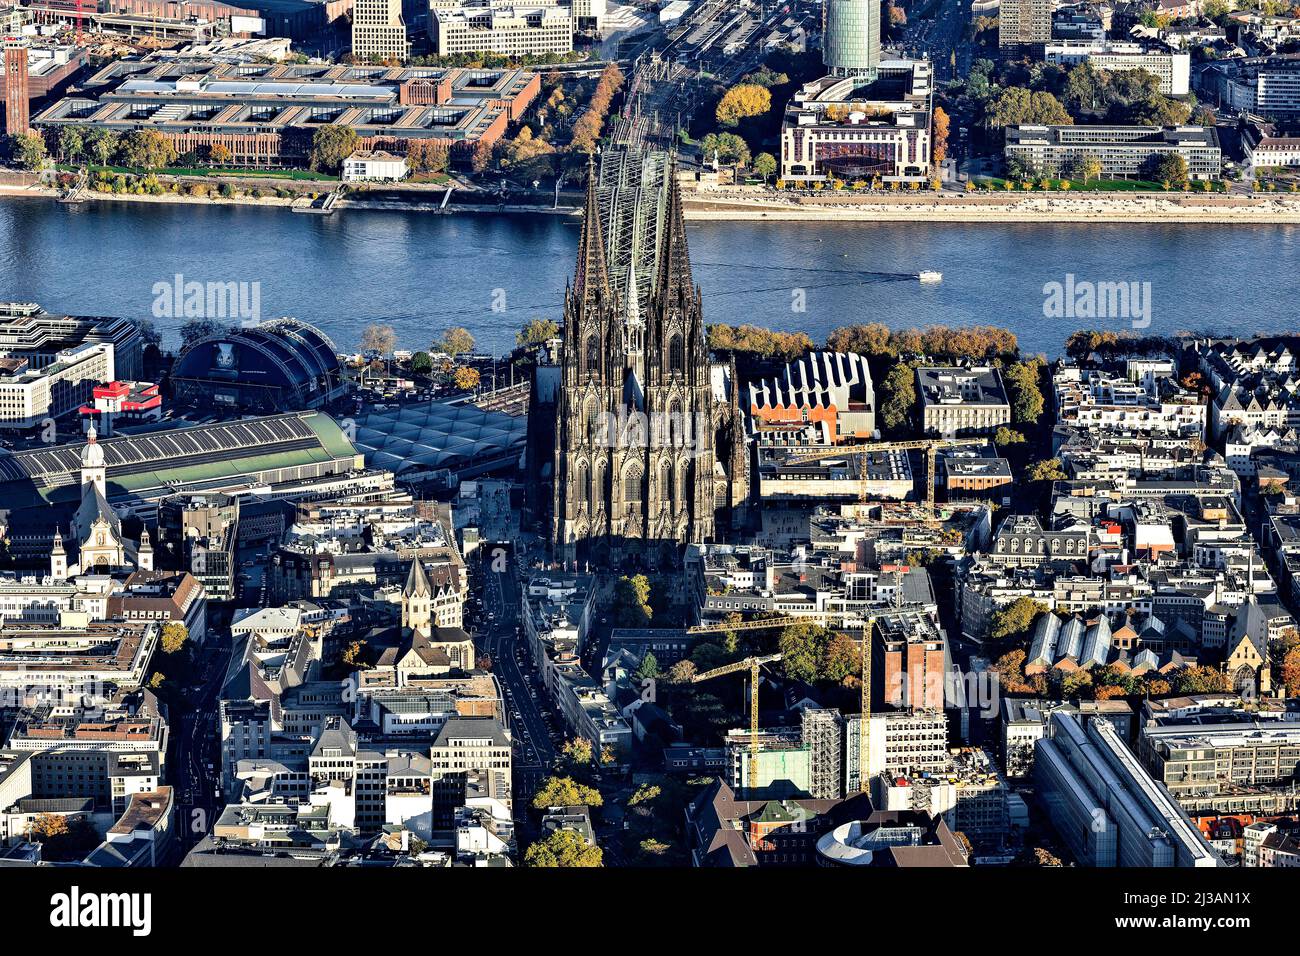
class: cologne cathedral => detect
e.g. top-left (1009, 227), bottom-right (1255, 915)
top-left (549, 142), bottom-right (748, 568)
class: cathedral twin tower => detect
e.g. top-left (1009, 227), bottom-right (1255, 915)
top-left (551, 147), bottom-right (745, 569)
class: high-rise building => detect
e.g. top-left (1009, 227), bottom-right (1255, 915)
top-left (998, 0), bottom-right (1052, 54)
top-left (353, 0), bottom-right (410, 62)
top-left (3, 36), bottom-right (30, 136)
top-left (823, 0), bottom-right (880, 77)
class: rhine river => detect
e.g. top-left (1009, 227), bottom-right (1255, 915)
top-left (3, 196), bottom-right (1298, 356)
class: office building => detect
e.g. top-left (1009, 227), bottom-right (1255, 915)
top-left (917, 366), bottom-right (1011, 438)
top-left (823, 0), bottom-right (880, 77)
top-left (780, 60), bottom-right (933, 185)
top-left (0, 302), bottom-right (143, 381)
top-left (33, 59), bottom-right (539, 168)
top-left (1000, 0), bottom-right (1052, 54)
top-left (430, 1), bottom-right (574, 57)
top-left (1035, 711), bottom-right (1219, 867)
top-left (1005, 124), bottom-right (1223, 180)
top-left (353, 0), bottom-right (410, 61)
top-left (0, 341), bottom-right (115, 430)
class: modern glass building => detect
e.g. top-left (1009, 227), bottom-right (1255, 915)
top-left (823, 0), bottom-right (881, 78)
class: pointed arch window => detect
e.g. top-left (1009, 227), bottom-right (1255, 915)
top-left (668, 334), bottom-right (684, 374)
top-left (584, 334), bottom-right (600, 375)
top-left (624, 467), bottom-right (642, 504)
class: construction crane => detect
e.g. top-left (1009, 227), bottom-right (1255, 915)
top-left (859, 615), bottom-right (874, 795)
top-left (691, 653), bottom-right (781, 795)
top-left (787, 437), bottom-right (988, 519)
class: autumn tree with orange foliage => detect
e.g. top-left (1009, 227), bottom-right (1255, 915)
top-left (932, 106), bottom-right (950, 165)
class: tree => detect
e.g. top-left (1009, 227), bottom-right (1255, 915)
top-left (532, 775), bottom-right (603, 809)
top-left (1172, 664), bottom-right (1232, 695)
top-left (989, 597), bottom-right (1047, 642)
top-left (8, 132), bottom-right (47, 170)
top-left (932, 106), bottom-right (951, 164)
top-left (406, 140), bottom-right (450, 174)
top-left (452, 366), bottom-right (481, 392)
top-left (517, 318), bottom-right (559, 347)
top-left (1275, 629), bottom-right (1300, 698)
top-left (1076, 154), bottom-right (1103, 184)
top-left (699, 132), bottom-right (751, 167)
top-left (409, 351), bottom-right (433, 374)
top-left (209, 143), bottom-right (233, 165)
top-left (360, 323), bottom-right (397, 356)
top-left (780, 620), bottom-right (832, 683)
top-left (85, 128), bottom-right (118, 167)
top-left (471, 138), bottom-right (494, 173)
top-left (57, 125), bottom-right (87, 164)
top-left (984, 87), bottom-right (1073, 129)
top-left (115, 129), bottom-right (177, 169)
top-left (523, 829), bottom-right (603, 867)
top-left (994, 425), bottom-right (1027, 446)
top-left (752, 152), bottom-right (777, 182)
top-left (436, 327), bottom-right (475, 356)
top-left (560, 737), bottom-right (594, 767)
top-left (635, 651), bottom-right (661, 681)
top-left (666, 659), bottom-right (697, 684)
top-left (992, 649), bottom-right (1031, 693)
top-left (613, 574), bottom-right (653, 628)
top-left (25, 812), bottom-right (69, 841)
top-left (1027, 458), bottom-right (1068, 483)
top-left (179, 318), bottom-right (229, 347)
top-left (160, 622), bottom-right (189, 655)
top-left (1003, 359), bottom-right (1045, 424)
top-left (716, 83), bottom-right (772, 127)
top-left (1148, 153), bottom-right (1189, 186)
top-left (879, 361), bottom-right (917, 433)
top-left (309, 124), bottom-right (357, 174)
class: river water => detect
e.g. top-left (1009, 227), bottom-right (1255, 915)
top-left (4, 196), bottom-right (1297, 356)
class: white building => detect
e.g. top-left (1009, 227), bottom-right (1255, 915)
top-left (342, 150), bottom-right (410, 183)
top-left (0, 341), bottom-right (114, 429)
top-left (430, 1), bottom-right (574, 57)
top-left (1045, 41), bottom-right (1190, 96)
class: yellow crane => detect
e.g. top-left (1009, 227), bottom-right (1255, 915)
top-left (691, 653), bottom-right (782, 795)
top-left (860, 615), bottom-right (874, 794)
top-left (786, 437), bottom-right (988, 519)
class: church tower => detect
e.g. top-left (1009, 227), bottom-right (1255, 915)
top-left (81, 425), bottom-right (106, 497)
top-left (50, 528), bottom-right (67, 581)
top-left (552, 153), bottom-right (717, 569)
top-left (138, 527), bottom-right (154, 572)
top-left (401, 557), bottom-right (433, 638)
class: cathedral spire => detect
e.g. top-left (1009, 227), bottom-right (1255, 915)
top-left (656, 165), bottom-right (695, 309)
top-left (572, 153), bottom-right (611, 313)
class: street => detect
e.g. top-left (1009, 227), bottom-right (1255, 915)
top-left (479, 553), bottom-right (560, 800)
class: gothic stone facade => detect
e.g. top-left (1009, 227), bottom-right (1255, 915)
top-left (552, 163), bottom-right (737, 568)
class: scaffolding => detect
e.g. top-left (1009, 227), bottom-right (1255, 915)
top-left (801, 708), bottom-right (844, 800)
